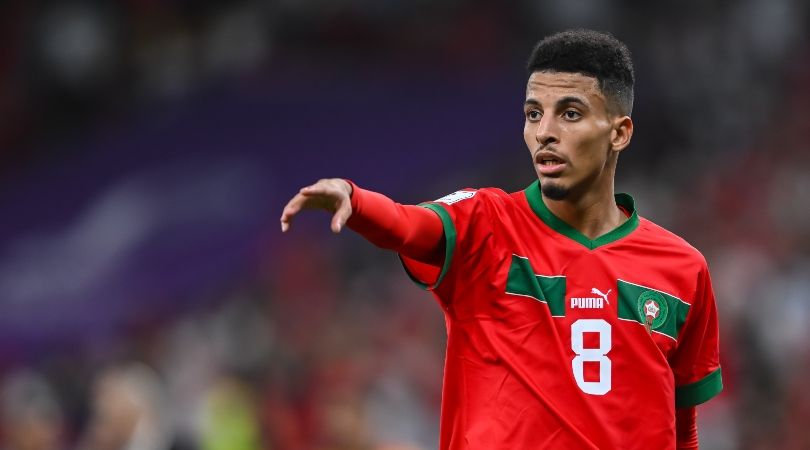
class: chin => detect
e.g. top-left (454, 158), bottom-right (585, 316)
top-left (541, 181), bottom-right (569, 200)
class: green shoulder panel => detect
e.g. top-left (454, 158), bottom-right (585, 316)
top-left (505, 254), bottom-right (566, 316)
top-left (616, 279), bottom-right (690, 340)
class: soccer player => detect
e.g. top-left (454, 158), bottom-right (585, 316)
top-left (280, 29), bottom-right (722, 449)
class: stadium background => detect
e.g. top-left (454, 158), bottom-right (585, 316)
top-left (1, 1), bottom-right (809, 449)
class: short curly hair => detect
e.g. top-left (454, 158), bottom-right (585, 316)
top-left (527, 29), bottom-right (634, 116)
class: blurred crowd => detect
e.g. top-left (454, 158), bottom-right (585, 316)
top-left (0, 241), bottom-right (447, 450)
top-left (1, 0), bottom-right (810, 449)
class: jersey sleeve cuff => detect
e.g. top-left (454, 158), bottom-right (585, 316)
top-left (675, 367), bottom-right (723, 408)
top-left (399, 203), bottom-right (456, 291)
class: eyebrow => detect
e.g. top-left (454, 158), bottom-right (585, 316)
top-left (523, 96), bottom-right (590, 109)
top-left (557, 96), bottom-right (589, 109)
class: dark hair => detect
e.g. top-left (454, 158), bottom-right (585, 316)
top-left (527, 29), bottom-right (634, 116)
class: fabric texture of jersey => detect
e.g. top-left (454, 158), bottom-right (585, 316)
top-left (400, 181), bottom-right (722, 450)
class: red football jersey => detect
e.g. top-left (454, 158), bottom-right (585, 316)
top-left (400, 181), bottom-right (722, 450)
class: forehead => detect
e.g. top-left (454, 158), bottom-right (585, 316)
top-left (525, 71), bottom-right (603, 103)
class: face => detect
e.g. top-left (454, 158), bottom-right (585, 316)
top-left (523, 71), bottom-right (631, 201)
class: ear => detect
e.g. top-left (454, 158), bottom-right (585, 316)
top-left (610, 115), bottom-right (633, 153)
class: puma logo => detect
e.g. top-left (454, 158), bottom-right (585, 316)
top-left (570, 288), bottom-right (611, 309)
top-left (591, 288), bottom-right (611, 305)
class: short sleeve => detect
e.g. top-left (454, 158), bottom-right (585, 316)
top-left (670, 264), bottom-right (723, 408)
top-left (399, 189), bottom-right (494, 293)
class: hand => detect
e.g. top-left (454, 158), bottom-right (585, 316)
top-left (280, 178), bottom-right (354, 233)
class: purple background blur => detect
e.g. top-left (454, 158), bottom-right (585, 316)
top-left (1, 1), bottom-right (809, 449)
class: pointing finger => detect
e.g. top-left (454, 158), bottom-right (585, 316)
top-left (280, 193), bottom-right (308, 232)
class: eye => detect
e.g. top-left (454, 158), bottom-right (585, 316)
top-left (563, 110), bottom-right (582, 120)
top-left (526, 110), bottom-right (542, 121)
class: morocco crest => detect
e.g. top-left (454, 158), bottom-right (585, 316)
top-left (637, 290), bottom-right (668, 334)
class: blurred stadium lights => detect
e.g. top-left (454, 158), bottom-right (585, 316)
top-left (34, 3), bottom-right (118, 90)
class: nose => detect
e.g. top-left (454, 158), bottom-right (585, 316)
top-left (535, 115), bottom-right (559, 147)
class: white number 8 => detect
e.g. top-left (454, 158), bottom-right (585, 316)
top-left (571, 319), bottom-right (612, 395)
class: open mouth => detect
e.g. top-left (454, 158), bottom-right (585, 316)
top-left (539, 157), bottom-right (564, 166)
top-left (535, 152), bottom-right (566, 175)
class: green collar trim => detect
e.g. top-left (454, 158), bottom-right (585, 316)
top-left (524, 180), bottom-right (639, 250)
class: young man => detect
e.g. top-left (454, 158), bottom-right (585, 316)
top-left (280, 30), bottom-right (722, 449)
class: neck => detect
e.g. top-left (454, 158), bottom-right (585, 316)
top-left (542, 184), bottom-right (627, 240)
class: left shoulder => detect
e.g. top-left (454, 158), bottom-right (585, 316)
top-left (634, 216), bottom-right (709, 270)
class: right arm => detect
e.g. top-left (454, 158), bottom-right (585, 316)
top-left (280, 178), bottom-right (445, 265)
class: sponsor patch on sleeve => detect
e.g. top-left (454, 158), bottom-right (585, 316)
top-left (434, 190), bottom-right (477, 205)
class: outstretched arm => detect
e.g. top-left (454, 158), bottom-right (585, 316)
top-left (280, 178), bottom-right (445, 265)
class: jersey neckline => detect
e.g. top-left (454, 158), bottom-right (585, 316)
top-left (524, 180), bottom-right (639, 250)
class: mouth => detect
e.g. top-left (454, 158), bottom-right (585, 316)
top-left (538, 156), bottom-right (564, 166)
top-left (534, 152), bottom-right (567, 176)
